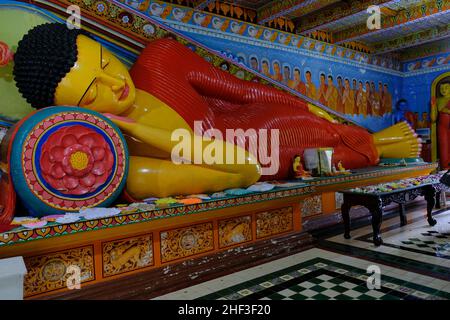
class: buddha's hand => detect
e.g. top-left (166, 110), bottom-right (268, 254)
top-left (104, 113), bottom-right (180, 155)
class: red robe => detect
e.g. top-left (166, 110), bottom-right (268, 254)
top-left (438, 112), bottom-right (450, 169)
top-left (130, 39), bottom-right (379, 180)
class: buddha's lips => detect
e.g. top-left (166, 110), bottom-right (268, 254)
top-left (119, 83), bottom-right (130, 101)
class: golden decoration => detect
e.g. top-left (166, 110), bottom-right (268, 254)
top-left (102, 234), bottom-right (154, 277)
top-left (218, 215), bottom-right (252, 248)
top-left (160, 223), bottom-right (214, 263)
top-left (24, 246), bottom-right (95, 297)
top-left (256, 207), bottom-right (293, 239)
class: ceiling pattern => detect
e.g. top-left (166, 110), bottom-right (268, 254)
top-left (257, 0), bottom-right (339, 24)
top-left (158, 0), bottom-right (450, 59)
top-left (333, 0), bottom-right (450, 43)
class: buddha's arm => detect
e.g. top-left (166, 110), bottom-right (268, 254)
top-left (187, 62), bottom-right (309, 110)
top-left (108, 116), bottom-right (261, 183)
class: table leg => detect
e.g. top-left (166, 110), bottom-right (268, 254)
top-left (341, 202), bottom-right (351, 239)
top-left (367, 200), bottom-right (383, 246)
top-left (435, 191), bottom-right (442, 209)
top-left (424, 187), bottom-right (437, 226)
top-left (399, 203), bottom-right (407, 226)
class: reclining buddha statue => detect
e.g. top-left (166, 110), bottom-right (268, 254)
top-left (11, 23), bottom-right (421, 199)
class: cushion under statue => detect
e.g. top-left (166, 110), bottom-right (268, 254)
top-left (4, 106), bottom-right (128, 217)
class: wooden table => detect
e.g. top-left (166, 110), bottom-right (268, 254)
top-left (340, 181), bottom-right (444, 246)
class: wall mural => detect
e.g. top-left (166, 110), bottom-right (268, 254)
top-left (121, 0), bottom-right (402, 72)
top-left (403, 52), bottom-right (450, 73)
top-left (189, 33), bottom-right (400, 132)
top-left (242, 53), bottom-right (394, 118)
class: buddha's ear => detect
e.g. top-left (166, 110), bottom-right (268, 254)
top-left (0, 41), bottom-right (14, 67)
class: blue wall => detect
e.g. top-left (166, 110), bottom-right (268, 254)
top-left (402, 69), bottom-right (450, 115)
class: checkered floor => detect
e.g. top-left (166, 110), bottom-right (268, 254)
top-left (153, 206), bottom-right (450, 301)
top-left (154, 248), bottom-right (450, 300)
top-left (402, 230), bottom-right (450, 257)
top-left (195, 257), bottom-right (448, 300)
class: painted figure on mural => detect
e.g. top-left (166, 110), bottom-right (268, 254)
top-left (356, 81), bottom-right (365, 117)
top-left (249, 56), bottom-right (260, 73)
top-left (9, 23), bottom-right (423, 199)
top-left (413, 112), bottom-right (420, 130)
top-left (261, 59), bottom-right (271, 78)
top-left (352, 79), bottom-right (358, 115)
top-left (378, 82), bottom-right (385, 115)
top-left (370, 81), bottom-right (381, 116)
top-left (343, 78), bottom-right (355, 115)
top-left (432, 79), bottom-right (450, 168)
top-left (336, 76), bottom-right (344, 113)
top-left (271, 61), bottom-right (283, 82)
top-left (393, 99), bottom-right (415, 127)
top-left (317, 73), bottom-right (328, 106)
top-left (325, 75), bottom-right (338, 111)
top-left (365, 81), bottom-right (372, 117)
top-left (289, 68), bottom-right (306, 95)
top-left (282, 65), bottom-right (291, 86)
top-left (305, 71), bottom-right (316, 100)
top-left (383, 84), bottom-right (392, 114)
top-left (417, 112), bottom-right (429, 129)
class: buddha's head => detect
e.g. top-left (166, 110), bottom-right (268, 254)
top-left (439, 82), bottom-right (450, 98)
top-left (13, 23), bottom-right (136, 114)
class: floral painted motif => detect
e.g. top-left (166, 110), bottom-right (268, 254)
top-left (21, 111), bottom-right (127, 211)
top-left (39, 125), bottom-right (114, 196)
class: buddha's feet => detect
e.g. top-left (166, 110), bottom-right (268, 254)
top-left (373, 121), bottom-right (422, 159)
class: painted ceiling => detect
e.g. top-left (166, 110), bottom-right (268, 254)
top-left (177, 0), bottom-right (449, 59)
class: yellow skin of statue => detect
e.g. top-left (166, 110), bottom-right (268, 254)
top-left (432, 83), bottom-right (450, 123)
top-left (54, 35), bottom-right (419, 198)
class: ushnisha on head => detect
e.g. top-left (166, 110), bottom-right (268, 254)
top-left (13, 23), bottom-right (135, 114)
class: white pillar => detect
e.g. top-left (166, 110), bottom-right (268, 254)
top-left (0, 256), bottom-right (27, 300)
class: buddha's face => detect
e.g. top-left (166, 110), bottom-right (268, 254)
top-left (54, 35), bottom-right (136, 114)
top-left (440, 83), bottom-right (450, 98)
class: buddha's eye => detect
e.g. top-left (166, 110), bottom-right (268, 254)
top-left (102, 58), bottom-right (110, 70)
top-left (83, 84), bottom-right (98, 105)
